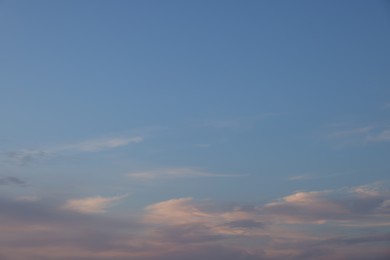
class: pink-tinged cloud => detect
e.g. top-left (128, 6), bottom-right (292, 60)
top-left (0, 182), bottom-right (389, 259)
top-left (262, 183), bottom-right (390, 224)
top-left (62, 195), bottom-right (128, 214)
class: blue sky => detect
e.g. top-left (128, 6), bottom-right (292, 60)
top-left (1, 1), bottom-right (390, 259)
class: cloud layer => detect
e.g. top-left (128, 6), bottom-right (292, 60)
top-left (0, 183), bottom-right (389, 259)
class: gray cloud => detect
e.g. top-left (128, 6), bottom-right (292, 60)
top-left (321, 232), bottom-right (390, 246)
top-left (143, 245), bottom-right (265, 260)
top-left (5, 150), bottom-right (48, 164)
top-left (153, 223), bottom-right (225, 244)
top-left (224, 219), bottom-right (265, 229)
top-left (0, 176), bottom-right (25, 186)
top-left (0, 196), bottom-right (139, 256)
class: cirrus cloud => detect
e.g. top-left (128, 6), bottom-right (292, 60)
top-left (127, 168), bottom-right (246, 180)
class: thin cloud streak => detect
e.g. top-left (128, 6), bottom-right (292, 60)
top-left (127, 168), bottom-right (247, 180)
top-left (327, 123), bottom-right (390, 145)
top-left (59, 136), bottom-right (143, 152)
top-left (367, 128), bottom-right (390, 142)
top-left (196, 113), bottom-right (280, 129)
top-left (4, 136), bottom-right (143, 164)
top-left (329, 126), bottom-right (373, 138)
top-left (287, 172), bottom-right (352, 181)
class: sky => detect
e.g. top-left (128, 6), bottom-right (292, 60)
top-left (0, 0), bottom-right (390, 259)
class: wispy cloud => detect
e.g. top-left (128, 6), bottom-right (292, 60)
top-left (287, 172), bottom-right (352, 181)
top-left (367, 128), bottom-right (390, 142)
top-left (59, 136), bottom-right (143, 152)
top-left (61, 194), bottom-right (128, 214)
top-left (329, 126), bottom-right (373, 138)
top-left (127, 167), bottom-right (247, 180)
top-left (327, 123), bottom-right (390, 145)
top-left (4, 136), bottom-right (143, 164)
top-left (5, 150), bottom-right (49, 164)
top-left (288, 175), bottom-right (315, 181)
top-left (0, 176), bottom-right (25, 186)
top-left (196, 113), bottom-right (280, 129)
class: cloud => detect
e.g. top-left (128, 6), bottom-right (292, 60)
top-left (5, 150), bottom-right (49, 164)
top-left (62, 195), bottom-right (127, 214)
top-left (287, 172), bottom-right (352, 181)
top-left (140, 245), bottom-right (265, 260)
top-left (0, 195), bottom-right (143, 259)
top-left (262, 183), bottom-right (390, 224)
top-left (127, 168), bottom-right (246, 180)
top-left (4, 136), bottom-right (143, 164)
top-left (288, 175), bottom-right (315, 181)
top-left (144, 197), bottom-right (262, 240)
top-left (14, 196), bottom-right (40, 202)
top-left (61, 136), bottom-right (143, 152)
top-left (152, 223), bottom-right (225, 244)
top-left (0, 176), bottom-right (25, 186)
top-left (367, 128), bottom-right (390, 142)
top-left (144, 183), bottom-right (390, 229)
top-left (329, 126), bottom-right (373, 138)
top-left (224, 219), bottom-right (265, 229)
top-left (321, 232), bottom-right (390, 246)
top-left (140, 184), bottom-right (390, 259)
top-left (196, 113), bottom-right (279, 129)
top-left (0, 194), bottom-right (259, 260)
top-left (327, 124), bottom-right (390, 145)
top-left (0, 182), bottom-right (389, 259)
top-left (144, 198), bottom-right (208, 225)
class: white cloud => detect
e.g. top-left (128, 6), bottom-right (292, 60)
top-left (127, 167), bottom-right (246, 180)
top-left (62, 194), bottom-right (127, 214)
